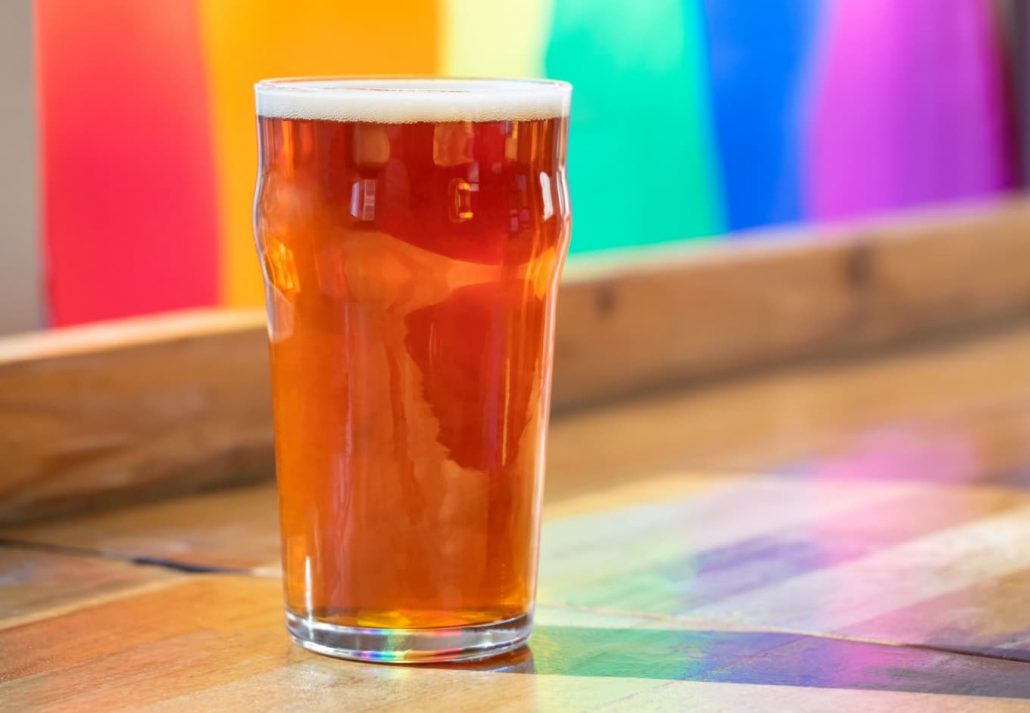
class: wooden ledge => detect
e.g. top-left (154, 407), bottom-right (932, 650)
top-left (556, 198), bottom-right (1030, 407)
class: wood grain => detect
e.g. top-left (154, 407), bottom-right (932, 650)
top-left (5, 321), bottom-right (1030, 569)
top-left (2, 471), bottom-right (1026, 665)
top-left (0, 310), bottom-right (271, 522)
top-left (1, 574), bottom-right (1027, 711)
top-left (4, 200), bottom-right (1030, 520)
top-left (0, 545), bottom-right (179, 627)
top-left (1, 483), bottom-right (281, 572)
top-left (555, 199), bottom-right (1030, 408)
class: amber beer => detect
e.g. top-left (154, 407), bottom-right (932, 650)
top-left (253, 79), bottom-right (571, 662)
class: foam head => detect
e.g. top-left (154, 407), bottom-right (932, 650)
top-left (255, 78), bottom-right (571, 124)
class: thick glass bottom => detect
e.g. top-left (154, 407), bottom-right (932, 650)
top-left (285, 609), bottom-right (533, 664)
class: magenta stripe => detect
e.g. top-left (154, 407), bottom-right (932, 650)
top-left (804, 0), bottom-right (1017, 222)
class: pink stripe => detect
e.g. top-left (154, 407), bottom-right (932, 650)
top-left (37, 0), bottom-right (218, 326)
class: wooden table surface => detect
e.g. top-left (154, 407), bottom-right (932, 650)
top-left (2, 322), bottom-right (1030, 711)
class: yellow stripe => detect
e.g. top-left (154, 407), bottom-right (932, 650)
top-left (441, 0), bottom-right (553, 77)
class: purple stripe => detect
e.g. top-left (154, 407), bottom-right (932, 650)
top-left (804, 0), bottom-right (1017, 221)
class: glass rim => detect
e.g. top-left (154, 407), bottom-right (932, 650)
top-left (254, 76), bottom-right (572, 95)
top-left (254, 76), bottom-right (571, 123)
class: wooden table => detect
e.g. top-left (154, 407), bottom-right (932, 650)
top-left (2, 319), bottom-right (1030, 710)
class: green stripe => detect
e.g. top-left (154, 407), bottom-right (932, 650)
top-left (545, 0), bottom-right (725, 254)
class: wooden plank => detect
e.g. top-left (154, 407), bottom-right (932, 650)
top-left (0, 545), bottom-right (179, 627)
top-left (547, 323), bottom-right (1030, 500)
top-left (684, 504), bottom-right (1030, 651)
top-left (0, 483), bottom-right (280, 572)
top-left (604, 682), bottom-right (1030, 713)
top-left (1, 575), bottom-right (1026, 711)
top-left (0, 478), bottom-right (727, 573)
top-left (139, 674), bottom-right (1030, 713)
top-left (0, 575), bottom-right (661, 710)
top-left (528, 619), bottom-right (1030, 699)
top-left (0, 576), bottom-right (289, 708)
top-left (538, 480), bottom-right (1030, 640)
top-left (5, 323), bottom-right (1030, 566)
top-left (555, 199), bottom-right (1030, 408)
top-left (3, 471), bottom-right (1025, 663)
top-left (139, 664), bottom-right (663, 713)
top-left (4, 202), bottom-right (1030, 520)
top-left (538, 477), bottom-right (930, 608)
top-left (0, 310), bottom-right (272, 522)
top-left (846, 569), bottom-right (1030, 660)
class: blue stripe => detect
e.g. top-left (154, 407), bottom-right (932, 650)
top-left (702, 0), bottom-right (824, 232)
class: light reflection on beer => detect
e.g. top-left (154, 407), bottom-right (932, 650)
top-left (449, 178), bottom-right (475, 222)
top-left (433, 122), bottom-right (474, 166)
top-left (539, 173), bottom-right (555, 221)
top-left (349, 179), bottom-right (377, 221)
top-left (263, 238), bottom-right (299, 295)
top-left (504, 121), bottom-right (519, 162)
top-left (353, 124), bottom-right (391, 167)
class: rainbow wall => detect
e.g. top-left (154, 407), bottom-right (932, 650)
top-left (35, 0), bottom-right (1018, 326)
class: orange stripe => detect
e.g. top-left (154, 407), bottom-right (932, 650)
top-left (197, 0), bottom-right (441, 307)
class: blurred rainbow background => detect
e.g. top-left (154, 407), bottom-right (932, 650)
top-left (15, 0), bottom-right (1024, 327)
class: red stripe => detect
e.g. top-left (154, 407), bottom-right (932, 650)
top-left (37, 0), bottom-right (218, 326)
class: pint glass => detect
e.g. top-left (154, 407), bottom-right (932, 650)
top-left (253, 78), bottom-right (571, 662)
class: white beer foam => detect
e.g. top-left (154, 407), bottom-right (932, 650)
top-left (256, 78), bottom-right (571, 123)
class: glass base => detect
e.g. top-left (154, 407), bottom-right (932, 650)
top-left (285, 609), bottom-right (533, 664)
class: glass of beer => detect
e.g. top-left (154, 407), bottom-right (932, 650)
top-left (253, 78), bottom-right (571, 663)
